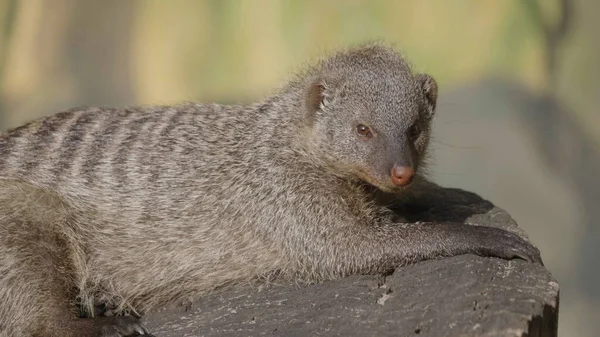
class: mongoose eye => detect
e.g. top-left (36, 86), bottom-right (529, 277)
top-left (408, 123), bottom-right (421, 140)
top-left (356, 124), bottom-right (373, 138)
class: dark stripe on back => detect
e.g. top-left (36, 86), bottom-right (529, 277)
top-left (0, 122), bottom-right (29, 172)
top-left (19, 110), bottom-right (84, 174)
top-left (149, 108), bottom-right (187, 182)
top-left (137, 107), bottom-right (183, 222)
top-left (50, 110), bottom-right (100, 185)
top-left (1, 115), bottom-right (62, 174)
top-left (22, 118), bottom-right (58, 172)
top-left (0, 133), bottom-right (9, 172)
top-left (82, 108), bottom-right (130, 186)
top-left (113, 108), bottom-right (155, 190)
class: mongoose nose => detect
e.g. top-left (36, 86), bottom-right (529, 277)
top-left (390, 165), bottom-right (415, 186)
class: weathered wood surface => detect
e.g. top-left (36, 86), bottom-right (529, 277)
top-left (140, 183), bottom-right (559, 337)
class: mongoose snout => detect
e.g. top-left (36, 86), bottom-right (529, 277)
top-left (390, 165), bottom-right (414, 186)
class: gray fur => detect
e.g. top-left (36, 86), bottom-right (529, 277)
top-left (0, 42), bottom-right (541, 337)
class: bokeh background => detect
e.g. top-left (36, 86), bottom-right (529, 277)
top-left (0, 0), bottom-right (598, 335)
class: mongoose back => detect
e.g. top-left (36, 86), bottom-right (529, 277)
top-left (0, 43), bottom-right (542, 337)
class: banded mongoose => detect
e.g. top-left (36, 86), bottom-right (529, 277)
top-left (0, 43), bottom-right (542, 337)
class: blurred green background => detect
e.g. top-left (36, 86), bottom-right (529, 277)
top-left (0, 0), bottom-right (598, 335)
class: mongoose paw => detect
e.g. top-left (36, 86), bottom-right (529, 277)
top-left (92, 315), bottom-right (151, 337)
top-left (474, 226), bottom-right (544, 266)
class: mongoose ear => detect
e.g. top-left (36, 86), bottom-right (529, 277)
top-left (305, 78), bottom-right (335, 116)
top-left (416, 74), bottom-right (438, 115)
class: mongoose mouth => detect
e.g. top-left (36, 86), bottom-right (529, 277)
top-left (354, 167), bottom-right (414, 193)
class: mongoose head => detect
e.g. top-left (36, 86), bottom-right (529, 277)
top-left (302, 43), bottom-right (438, 193)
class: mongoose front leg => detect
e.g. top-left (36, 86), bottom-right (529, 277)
top-left (299, 220), bottom-right (543, 277)
top-left (389, 222), bottom-right (544, 266)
